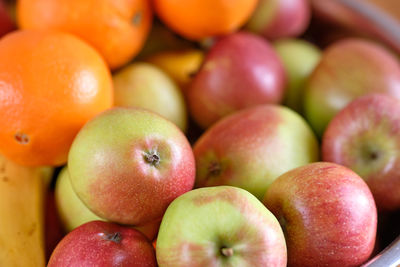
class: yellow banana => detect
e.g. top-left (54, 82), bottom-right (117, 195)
top-left (0, 154), bottom-right (53, 267)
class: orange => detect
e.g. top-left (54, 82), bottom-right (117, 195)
top-left (153, 0), bottom-right (258, 40)
top-left (0, 30), bottom-right (113, 166)
top-left (17, 0), bottom-right (152, 70)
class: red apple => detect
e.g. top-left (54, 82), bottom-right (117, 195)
top-left (193, 104), bottom-right (319, 200)
top-left (246, 0), bottom-right (311, 40)
top-left (68, 107), bottom-right (195, 226)
top-left (48, 220), bottom-right (157, 267)
top-left (322, 94), bottom-right (400, 211)
top-left (263, 162), bottom-right (377, 267)
top-left (187, 31), bottom-right (286, 129)
top-left (303, 38), bottom-right (400, 137)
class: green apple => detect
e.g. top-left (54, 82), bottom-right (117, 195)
top-left (193, 104), bottom-right (319, 200)
top-left (156, 186), bottom-right (287, 267)
top-left (274, 38), bottom-right (321, 113)
top-left (113, 62), bottom-right (187, 132)
top-left (55, 166), bottom-right (103, 232)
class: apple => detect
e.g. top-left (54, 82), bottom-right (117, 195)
top-left (263, 162), bottom-right (377, 267)
top-left (322, 94), bottom-right (400, 211)
top-left (68, 107), bottom-right (195, 226)
top-left (187, 31), bottom-right (287, 129)
top-left (145, 49), bottom-right (204, 92)
top-left (133, 219), bottom-right (161, 243)
top-left (55, 166), bottom-right (162, 241)
top-left (246, 0), bottom-right (311, 40)
top-left (193, 104), bottom-right (319, 200)
top-left (303, 38), bottom-right (400, 137)
top-left (48, 220), bottom-right (157, 267)
top-left (156, 186), bottom-right (287, 267)
top-left (0, 0), bottom-right (15, 38)
top-left (55, 166), bottom-right (104, 232)
top-left (113, 62), bottom-right (187, 132)
top-left (274, 38), bottom-right (321, 113)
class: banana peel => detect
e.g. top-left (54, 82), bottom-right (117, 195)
top-left (0, 154), bottom-right (53, 267)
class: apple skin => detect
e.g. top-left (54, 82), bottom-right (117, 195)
top-left (48, 220), bottom-right (157, 267)
top-left (68, 107), bottom-right (195, 226)
top-left (56, 166), bottom-right (162, 241)
top-left (187, 31), bottom-right (286, 129)
top-left (55, 166), bottom-right (104, 232)
top-left (322, 94), bottom-right (400, 211)
top-left (263, 162), bottom-right (377, 267)
top-left (156, 186), bottom-right (287, 267)
top-left (193, 104), bottom-right (319, 200)
top-left (274, 38), bottom-right (321, 114)
top-left (246, 0), bottom-right (310, 40)
top-left (303, 38), bottom-right (400, 137)
top-left (113, 62), bottom-right (188, 132)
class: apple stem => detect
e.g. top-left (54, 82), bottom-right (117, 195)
top-left (144, 150), bottom-right (160, 166)
top-left (208, 161), bottom-right (221, 177)
top-left (221, 247), bottom-right (234, 257)
top-left (105, 232), bottom-right (122, 243)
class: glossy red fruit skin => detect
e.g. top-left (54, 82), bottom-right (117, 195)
top-left (248, 0), bottom-right (311, 40)
top-left (47, 221), bottom-right (157, 267)
top-left (322, 94), bottom-right (400, 211)
top-left (187, 31), bottom-right (286, 129)
top-left (263, 162), bottom-right (377, 267)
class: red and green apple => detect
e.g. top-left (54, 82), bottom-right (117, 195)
top-left (156, 186), bottom-right (287, 267)
top-left (193, 104), bottom-right (319, 200)
top-left (263, 162), bottom-right (377, 267)
top-left (68, 107), bottom-right (195, 226)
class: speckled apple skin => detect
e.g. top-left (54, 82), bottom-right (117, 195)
top-left (193, 104), bottom-right (319, 199)
top-left (187, 32), bottom-right (286, 129)
top-left (246, 0), bottom-right (310, 40)
top-left (304, 38), bottom-right (400, 137)
top-left (156, 186), bottom-right (287, 267)
top-left (55, 166), bottom-right (161, 240)
top-left (322, 94), bottom-right (400, 211)
top-left (68, 107), bottom-right (195, 226)
top-left (263, 162), bottom-right (377, 267)
top-left (48, 221), bottom-right (157, 267)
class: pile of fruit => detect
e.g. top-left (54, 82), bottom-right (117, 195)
top-left (0, 0), bottom-right (399, 266)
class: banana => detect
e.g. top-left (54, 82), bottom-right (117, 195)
top-left (0, 154), bottom-right (53, 267)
